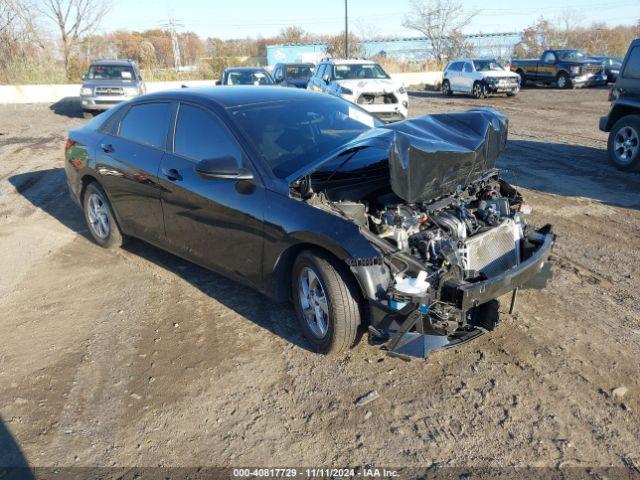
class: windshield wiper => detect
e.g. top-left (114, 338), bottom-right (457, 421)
top-left (323, 145), bottom-right (372, 184)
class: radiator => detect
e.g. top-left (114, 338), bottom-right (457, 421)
top-left (465, 219), bottom-right (521, 277)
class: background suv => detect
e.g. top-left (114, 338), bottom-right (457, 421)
top-left (307, 59), bottom-right (408, 122)
top-left (599, 38), bottom-right (640, 171)
top-left (272, 63), bottom-right (315, 88)
top-left (443, 58), bottom-right (520, 98)
top-left (80, 60), bottom-right (145, 118)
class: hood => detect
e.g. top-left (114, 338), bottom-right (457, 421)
top-left (335, 78), bottom-right (403, 94)
top-left (288, 108), bottom-right (509, 204)
top-left (82, 79), bottom-right (138, 87)
top-left (482, 70), bottom-right (520, 79)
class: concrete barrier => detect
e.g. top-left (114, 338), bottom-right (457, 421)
top-left (0, 73), bottom-right (442, 104)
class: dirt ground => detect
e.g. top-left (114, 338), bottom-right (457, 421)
top-left (0, 87), bottom-right (639, 471)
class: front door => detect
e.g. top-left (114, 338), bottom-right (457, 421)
top-left (158, 102), bottom-right (265, 288)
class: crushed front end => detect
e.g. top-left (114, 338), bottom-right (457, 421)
top-left (292, 108), bottom-right (555, 360)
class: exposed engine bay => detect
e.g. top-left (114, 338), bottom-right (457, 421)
top-left (290, 109), bottom-right (555, 359)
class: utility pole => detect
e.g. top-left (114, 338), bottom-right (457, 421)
top-left (162, 17), bottom-right (183, 72)
top-left (344, 0), bottom-right (348, 58)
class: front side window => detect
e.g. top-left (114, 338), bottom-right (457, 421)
top-left (333, 63), bottom-right (389, 80)
top-left (623, 47), bottom-right (640, 79)
top-left (449, 62), bottom-right (462, 72)
top-left (87, 65), bottom-right (135, 81)
top-left (230, 96), bottom-right (381, 179)
top-left (174, 104), bottom-right (242, 163)
top-left (119, 102), bottom-right (170, 149)
top-left (556, 50), bottom-right (587, 61)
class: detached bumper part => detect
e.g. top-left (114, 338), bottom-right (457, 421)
top-left (369, 226), bottom-right (555, 360)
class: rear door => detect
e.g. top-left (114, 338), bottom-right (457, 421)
top-left (539, 51), bottom-right (557, 82)
top-left (95, 101), bottom-right (171, 242)
top-left (462, 62), bottom-right (475, 91)
top-left (159, 102), bottom-right (265, 287)
top-left (448, 62), bottom-right (463, 90)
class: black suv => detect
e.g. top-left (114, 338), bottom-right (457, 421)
top-left (599, 39), bottom-right (640, 171)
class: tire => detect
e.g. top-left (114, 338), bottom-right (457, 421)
top-left (506, 92), bottom-right (517, 97)
top-left (442, 79), bottom-right (453, 96)
top-left (607, 115), bottom-right (640, 172)
top-left (472, 81), bottom-right (485, 99)
top-left (292, 250), bottom-right (361, 355)
top-left (82, 110), bottom-right (94, 119)
top-left (556, 72), bottom-right (572, 89)
top-left (82, 182), bottom-right (125, 249)
top-left (516, 70), bottom-right (526, 88)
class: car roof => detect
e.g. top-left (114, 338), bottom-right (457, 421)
top-left (323, 59), bottom-right (376, 65)
top-left (278, 62), bottom-right (315, 66)
top-left (224, 67), bottom-right (268, 72)
top-left (90, 59), bottom-right (135, 67)
top-left (141, 86), bottom-right (321, 109)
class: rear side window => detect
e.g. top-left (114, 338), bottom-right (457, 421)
top-left (463, 62), bottom-right (473, 72)
top-left (174, 104), bottom-right (243, 163)
top-left (119, 102), bottom-right (170, 149)
top-left (622, 46), bottom-right (640, 79)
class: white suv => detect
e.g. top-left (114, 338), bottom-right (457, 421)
top-left (443, 58), bottom-right (520, 98)
top-left (307, 59), bottom-right (409, 122)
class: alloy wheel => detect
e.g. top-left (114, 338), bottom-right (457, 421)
top-left (298, 267), bottom-right (329, 338)
top-left (87, 192), bottom-right (110, 240)
top-left (613, 125), bottom-right (639, 164)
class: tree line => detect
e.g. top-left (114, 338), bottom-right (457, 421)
top-left (0, 0), bottom-right (638, 84)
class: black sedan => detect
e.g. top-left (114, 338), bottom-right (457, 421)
top-left (589, 56), bottom-right (623, 83)
top-left (64, 87), bottom-right (554, 359)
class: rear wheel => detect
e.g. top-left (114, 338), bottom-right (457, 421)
top-left (442, 79), bottom-right (453, 96)
top-left (516, 70), bottom-right (526, 88)
top-left (607, 115), bottom-right (640, 171)
top-left (82, 182), bottom-right (125, 249)
top-left (292, 250), bottom-right (361, 355)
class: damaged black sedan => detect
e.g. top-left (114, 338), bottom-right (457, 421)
top-left (64, 87), bottom-right (554, 359)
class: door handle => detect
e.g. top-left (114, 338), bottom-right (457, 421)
top-left (101, 143), bottom-right (114, 153)
top-left (162, 168), bottom-right (183, 181)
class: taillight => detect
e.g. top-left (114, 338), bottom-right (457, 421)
top-left (65, 138), bottom-right (75, 153)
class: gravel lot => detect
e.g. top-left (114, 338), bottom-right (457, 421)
top-left (0, 87), bottom-right (639, 470)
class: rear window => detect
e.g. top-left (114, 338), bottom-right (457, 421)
top-left (119, 103), bottom-right (171, 149)
top-left (285, 65), bottom-right (314, 81)
top-left (622, 46), bottom-right (640, 79)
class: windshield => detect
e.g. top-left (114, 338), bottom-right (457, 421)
top-left (285, 65), bottom-right (314, 81)
top-left (557, 50), bottom-right (587, 61)
top-left (473, 59), bottom-right (505, 71)
top-left (231, 96), bottom-right (381, 179)
top-left (87, 65), bottom-right (135, 81)
top-left (333, 63), bottom-right (389, 80)
top-left (226, 70), bottom-right (273, 85)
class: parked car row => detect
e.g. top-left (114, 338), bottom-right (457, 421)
top-left (80, 59), bottom-right (409, 122)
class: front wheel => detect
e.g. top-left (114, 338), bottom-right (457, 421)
top-left (472, 81), bottom-right (485, 99)
top-left (82, 182), bottom-right (125, 249)
top-left (292, 250), bottom-right (361, 355)
top-left (556, 72), bottom-right (572, 89)
top-left (607, 115), bottom-right (640, 171)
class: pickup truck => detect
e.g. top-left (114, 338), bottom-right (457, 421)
top-left (510, 49), bottom-right (607, 89)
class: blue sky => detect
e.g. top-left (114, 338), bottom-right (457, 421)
top-left (100, 0), bottom-right (640, 39)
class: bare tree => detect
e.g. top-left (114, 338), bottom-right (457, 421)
top-left (403, 0), bottom-right (478, 65)
top-left (37, 0), bottom-right (112, 78)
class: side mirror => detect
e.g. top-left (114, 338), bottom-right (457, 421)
top-left (82, 74), bottom-right (87, 80)
top-left (195, 156), bottom-right (253, 180)
top-left (322, 74), bottom-right (330, 84)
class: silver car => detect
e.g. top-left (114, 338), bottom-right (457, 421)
top-left (80, 60), bottom-right (146, 118)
